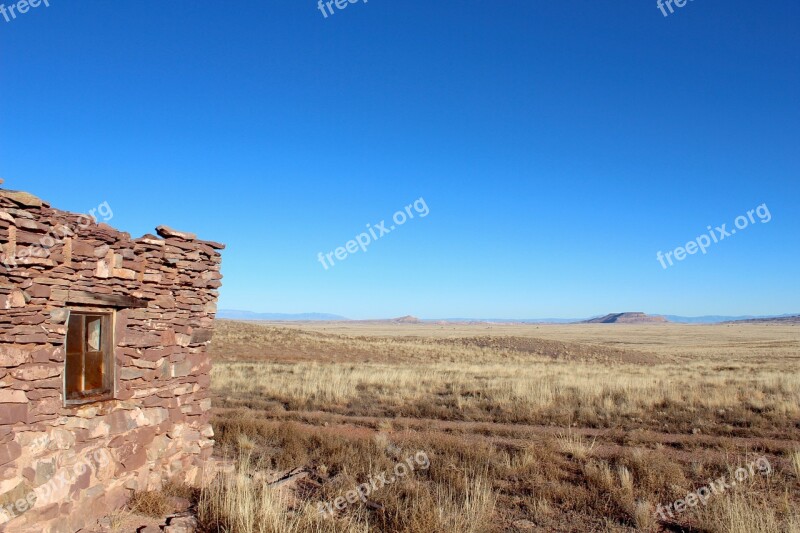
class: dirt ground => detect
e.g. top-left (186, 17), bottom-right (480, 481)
top-left (205, 321), bottom-right (800, 532)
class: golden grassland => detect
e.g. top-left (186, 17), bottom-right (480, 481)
top-left (192, 321), bottom-right (800, 532)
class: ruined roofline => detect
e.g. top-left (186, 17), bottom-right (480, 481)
top-left (0, 179), bottom-right (225, 251)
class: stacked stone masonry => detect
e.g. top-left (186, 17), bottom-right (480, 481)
top-left (0, 185), bottom-right (223, 533)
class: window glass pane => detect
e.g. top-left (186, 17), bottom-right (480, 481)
top-left (84, 352), bottom-right (104, 391)
top-left (66, 351), bottom-right (83, 397)
top-left (86, 316), bottom-right (102, 351)
top-left (67, 314), bottom-right (84, 354)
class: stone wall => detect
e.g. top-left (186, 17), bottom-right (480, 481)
top-left (0, 183), bottom-right (223, 533)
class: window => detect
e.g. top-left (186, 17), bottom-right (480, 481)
top-left (65, 311), bottom-right (115, 404)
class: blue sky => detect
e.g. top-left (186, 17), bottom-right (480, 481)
top-left (1, 1), bottom-right (798, 319)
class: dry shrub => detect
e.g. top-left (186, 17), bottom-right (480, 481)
top-left (201, 421), bottom-right (503, 533)
top-left (584, 460), bottom-right (615, 493)
top-left (384, 475), bottom-right (497, 533)
top-left (791, 450), bottom-right (800, 479)
top-left (617, 466), bottom-right (633, 495)
top-left (694, 492), bottom-right (800, 533)
top-left (128, 491), bottom-right (172, 518)
top-left (128, 482), bottom-right (195, 518)
top-left (199, 465), bottom-right (290, 533)
top-left (433, 476), bottom-right (496, 533)
top-left (103, 509), bottom-right (136, 533)
top-left (237, 432), bottom-right (258, 451)
top-left (530, 498), bottom-right (553, 521)
top-left (507, 448), bottom-right (541, 473)
top-left (555, 431), bottom-right (596, 460)
top-left (613, 465), bottom-right (640, 527)
top-left (584, 459), bottom-right (661, 530)
top-left (632, 500), bottom-right (657, 532)
top-left (198, 453), bottom-right (368, 533)
top-left (617, 448), bottom-right (687, 501)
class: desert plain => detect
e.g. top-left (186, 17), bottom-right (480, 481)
top-left (183, 319), bottom-right (800, 532)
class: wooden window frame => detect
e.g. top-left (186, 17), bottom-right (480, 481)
top-left (63, 309), bottom-right (116, 407)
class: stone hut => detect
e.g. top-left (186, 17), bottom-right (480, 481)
top-left (0, 182), bottom-right (223, 532)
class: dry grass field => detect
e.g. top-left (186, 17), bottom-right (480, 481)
top-left (197, 320), bottom-right (800, 532)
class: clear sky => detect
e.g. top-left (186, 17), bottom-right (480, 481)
top-left (1, 1), bottom-right (798, 319)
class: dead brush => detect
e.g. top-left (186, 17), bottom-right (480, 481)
top-left (197, 451), bottom-right (361, 533)
top-left (613, 467), bottom-right (657, 532)
top-left (617, 466), bottom-right (634, 495)
top-left (128, 490), bottom-right (176, 518)
top-left (632, 500), bottom-right (657, 532)
top-left (237, 432), bottom-right (258, 451)
top-left (555, 430), bottom-right (597, 460)
top-left (791, 449), bottom-right (800, 479)
top-left (128, 482), bottom-right (197, 518)
top-left (522, 495), bottom-right (554, 522)
top-left (584, 459), bottom-right (615, 492)
top-left (103, 509), bottom-right (135, 533)
top-left (431, 475), bottom-right (497, 533)
top-left (510, 448), bottom-right (539, 470)
top-left (694, 492), bottom-right (796, 533)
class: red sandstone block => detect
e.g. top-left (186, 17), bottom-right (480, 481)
top-left (13, 334), bottom-right (48, 343)
top-left (0, 389), bottom-right (27, 403)
top-left (10, 364), bottom-right (61, 381)
top-left (0, 344), bottom-right (30, 366)
top-left (0, 442), bottom-right (22, 466)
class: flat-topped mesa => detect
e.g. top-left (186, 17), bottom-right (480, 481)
top-left (582, 312), bottom-right (669, 324)
top-left (0, 181), bottom-right (224, 532)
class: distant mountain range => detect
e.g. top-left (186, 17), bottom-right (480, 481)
top-left (217, 310), bottom-right (349, 321)
top-left (720, 315), bottom-right (800, 325)
top-left (660, 313), bottom-right (800, 324)
top-left (218, 310), bottom-right (798, 325)
top-left (423, 318), bottom-right (578, 324)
